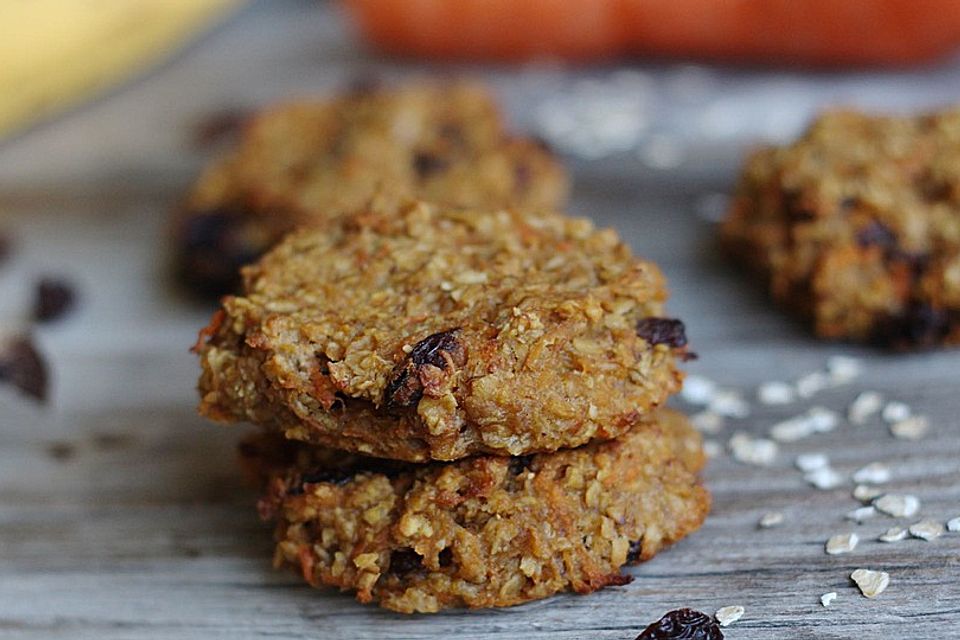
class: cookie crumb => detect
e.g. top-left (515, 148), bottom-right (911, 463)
top-left (848, 391), bottom-right (883, 425)
top-left (878, 526), bottom-right (908, 543)
top-left (714, 605), bottom-right (744, 627)
top-left (851, 569), bottom-right (889, 598)
top-left (851, 462), bottom-right (891, 485)
top-left (758, 511), bottom-right (784, 528)
top-left (908, 520), bottom-right (944, 541)
top-left (874, 494), bottom-right (920, 518)
top-left (757, 381), bottom-right (795, 405)
top-left (889, 415), bottom-right (929, 440)
top-left (826, 532), bottom-right (859, 555)
top-left (820, 592), bottom-right (837, 607)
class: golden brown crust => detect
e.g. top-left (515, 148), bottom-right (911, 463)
top-left (195, 199), bottom-right (689, 461)
top-left (174, 82), bottom-right (569, 295)
top-left (722, 108), bottom-right (960, 348)
top-left (243, 408), bottom-right (709, 613)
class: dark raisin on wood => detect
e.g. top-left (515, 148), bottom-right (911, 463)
top-left (635, 608), bottom-right (724, 640)
top-left (0, 335), bottom-right (48, 402)
top-left (625, 539), bottom-right (643, 564)
top-left (177, 208), bottom-right (265, 297)
top-left (413, 151), bottom-right (450, 178)
top-left (855, 220), bottom-right (897, 249)
top-left (33, 277), bottom-right (77, 323)
top-left (636, 318), bottom-right (688, 348)
top-left (388, 548), bottom-right (423, 576)
top-left (46, 441), bottom-right (75, 462)
top-left (383, 329), bottom-right (466, 409)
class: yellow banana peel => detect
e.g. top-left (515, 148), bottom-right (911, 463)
top-left (0, 0), bottom-right (245, 139)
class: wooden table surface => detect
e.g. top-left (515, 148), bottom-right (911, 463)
top-left (1, 2), bottom-right (959, 638)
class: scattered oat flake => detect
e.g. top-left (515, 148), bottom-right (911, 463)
top-left (947, 517), bottom-right (960, 533)
top-left (826, 532), bottom-right (859, 555)
top-left (827, 355), bottom-right (863, 384)
top-left (757, 381), bottom-right (795, 405)
top-left (848, 391), bottom-right (883, 425)
top-left (805, 466), bottom-right (845, 490)
top-left (890, 415), bottom-right (929, 440)
top-left (820, 592), bottom-right (837, 607)
top-left (702, 439), bottom-right (722, 458)
top-left (909, 520), bottom-right (944, 541)
top-left (681, 375), bottom-right (716, 405)
top-left (709, 389), bottom-right (751, 419)
top-left (796, 452), bottom-right (829, 472)
top-left (851, 569), bottom-right (889, 598)
top-left (770, 407), bottom-right (839, 442)
top-left (881, 401), bottom-right (911, 423)
top-left (878, 526), bottom-right (908, 543)
top-left (808, 406), bottom-right (840, 432)
top-left (759, 511), bottom-right (784, 528)
top-left (853, 484), bottom-right (885, 502)
top-left (691, 410), bottom-right (725, 434)
top-left (796, 371), bottom-right (830, 398)
top-left (851, 462), bottom-right (891, 485)
top-left (714, 605), bottom-right (744, 627)
top-left (729, 432), bottom-right (778, 466)
top-left (874, 494), bottom-right (920, 518)
top-left (846, 506), bottom-right (876, 523)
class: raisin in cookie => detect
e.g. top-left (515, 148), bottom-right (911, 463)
top-left (722, 108), bottom-right (960, 348)
top-left (175, 82), bottom-right (569, 296)
top-left (195, 199), bottom-right (690, 461)
top-left (243, 408), bottom-right (709, 613)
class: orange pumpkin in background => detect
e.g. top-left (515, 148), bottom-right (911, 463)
top-left (344, 0), bottom-right (960, 66)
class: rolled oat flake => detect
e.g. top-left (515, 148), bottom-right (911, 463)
top-left (851, 569), bottom-right (889, 598)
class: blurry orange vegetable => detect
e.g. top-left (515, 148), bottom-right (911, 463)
top-left (344, 0), bottom-right (960, 66)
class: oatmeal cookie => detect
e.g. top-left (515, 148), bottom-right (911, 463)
top-left (175, 82), bottom-right (569, 296)
top-left (722, 108), bottom-right (960, 348)
top-left (195, 199), bottom-right (690, 461)
top-left (243, 408), bottom-right (709, 613)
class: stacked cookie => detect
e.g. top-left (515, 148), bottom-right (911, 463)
top-left (189, 84), bottom-right (708, 613)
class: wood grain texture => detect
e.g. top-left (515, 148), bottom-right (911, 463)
top-left (1, 2), bottom-right (960, 638)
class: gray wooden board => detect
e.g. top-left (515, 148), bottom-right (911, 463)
top-left (1, 2), bottom-right (959, 638)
